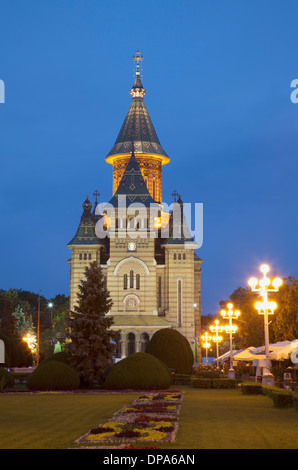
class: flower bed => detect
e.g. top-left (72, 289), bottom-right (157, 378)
top-left (135, 393), bottom-right (182, 403)
top-left (75, 392), bottom-right (183, 446)
top-left (75, 418), bottom-right (179, 444)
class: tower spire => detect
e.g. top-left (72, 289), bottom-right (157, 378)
top-left (130, 50), bottom-right (146, 98)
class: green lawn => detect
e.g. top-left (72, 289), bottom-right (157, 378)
top-left (0, 387), bottom-right (297, 449)
top-left (162, 387), bottom-right (298, 449)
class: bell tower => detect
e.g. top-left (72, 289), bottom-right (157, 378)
top-left (105, 51), bottom-right (170, 203)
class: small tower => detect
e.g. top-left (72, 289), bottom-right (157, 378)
top-left (67, 196), bottom-right (103, 311)
top-left (106, 50), bottom-right (169, 202)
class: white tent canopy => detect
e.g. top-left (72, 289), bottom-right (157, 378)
top-left (232, 341), bottom-right (298, 362)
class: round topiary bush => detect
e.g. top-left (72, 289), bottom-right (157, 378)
top-left (26, 361), bottom-right (80, 391)
top-left (104, 352), bottom-right (172, 390)
top-left (145, 329), bottom-right (193, 374)
top-left (39, 351), bottom-right (69, 367)
top-left (0, 366), bottom-right (15, 390)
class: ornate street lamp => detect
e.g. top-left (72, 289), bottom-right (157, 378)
top-left (201, 332), bottom-right (212, 366)
top-left (248, 264), bottom-right (282, 385)
top-left (221, 303), bottom-right (240, 379)
top-left (210, 320), bottom-right (224, 369)
top-left (48, 302), bottom-right (54, 326)
top-left (193, 303), bottom-right (201, 364)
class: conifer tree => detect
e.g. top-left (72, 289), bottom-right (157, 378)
top-left (66, 261), bottom-right (115, 386)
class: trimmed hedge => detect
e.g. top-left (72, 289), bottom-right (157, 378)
top-left (261, 384), bottom-right (284, 399)
top-left (192, 378), bottom-right (237, 389)
top-left (294, 394), bottom-right (298, 411)
top-left (26, 361), bottom-right (80, 391)
top-left (192, 378), bottom-right (213, 388)
top-left (195, 370), bottom-right (220, 379)
top-left (173, 374), bottom-right (193, 386)
top-left (241, 382), bottom-right (263, 395)
top-left (145, 329), bottom-right (193, 374)
top-left (241, 382), bottom-right (297, 409)
top-left (0, 367), bottom-right (15, 390)
top-left (105, 352), bottom-right (172, 390)
top-left (212, 379), bottom-right (237, 389)
top-left (272, 391), bottom-right (294, 408)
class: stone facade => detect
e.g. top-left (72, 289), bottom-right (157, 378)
top-left (67, 58), bottom-right (203, 360)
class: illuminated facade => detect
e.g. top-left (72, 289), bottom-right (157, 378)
top-left (67, 51), bottom-right (203, 359)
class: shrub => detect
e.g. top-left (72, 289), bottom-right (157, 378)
top-left (26, 361), bottom-right (80, 391)
top-left (39, 351), bottom-right (70, 367)
top-left (0, 367), bottom-right (15, 390)
top-left (104, 352), bottom-right (172, 390)
top-left (191, 377), bottom-right (237, 389)
top-left (272, 391), bottom-right (294, 408)
top-left (173, 374), bottom-right (192, 386)
top-left (241, 382), bottom-right (262, 395)
top-left (145, 329), bottom-right (193, 374)
top-left (261, 384), bottom-right (284, 399)
top-left (293, 394), bottom-right (298, 411)
top-left (191, 378), bottom-right (212, 388)
top-left (195, 370), bottom-right (220, 379)
top-left (212, 379), bottom-right (237, 389)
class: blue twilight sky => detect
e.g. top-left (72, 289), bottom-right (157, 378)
top-left (0, 0), bottom-right (298, 316)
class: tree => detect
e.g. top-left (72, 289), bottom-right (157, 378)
top-left (271, 277), bottom-right (298, 341)
top-left (220, 276), bottom-right (298, 349)
top-left (220, 287), bottom-right (266, 349)
top-left (66, 261), bottom-right (115, 386)
top-left (12, 305), bottom-right (35, 338)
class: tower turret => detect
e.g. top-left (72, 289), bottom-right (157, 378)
top-left (106, 50), bottom-right (169, 203)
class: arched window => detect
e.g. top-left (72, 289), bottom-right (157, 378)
top-left (140, 333), bottom-right (149, 352)
top-left (177, 279), bottom-right (182, 327)
top-left (174, 253), bottom-right (177, 260)
top-left (178, 254), bottom-right (181, 260)
top-left (183, 253), bottom-right (186, 260)
top-left (127, 333), bottom-right (136, 356)
top-left (124, 274), bottom-right (128, 290)
top-left (84, 253), bottom-right (87, 260)
top-left (136, 274), bottom-right (140, 290)
top-left (89, 253), bottom-right (92, 260)
top-left (79, 253), bottom-right (82, 260)
top-left (130, 270), bottom-right (134, 289)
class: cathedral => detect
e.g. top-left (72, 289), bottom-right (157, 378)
top-left (67, 51), bottom-right (203, 360)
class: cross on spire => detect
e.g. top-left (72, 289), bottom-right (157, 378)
top-left (171, 190), bottom-right (179, 202)
top-left (93, 190), bottom-right (100, 215)
top-left (132, 50), bottom-right (144, 76)
top-left (93, 190), bottom-right (100, 204)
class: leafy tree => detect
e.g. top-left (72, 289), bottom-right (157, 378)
top-left (220, 276), bottom-right (298, 349)
top-left (66, 261), bottom-right (115, 386)
top-left (221, 287), bottom-right (265, 349)
top-left (271, 277), bottom-right (298, 341)
top-left (12, 305), bottom-right (35, 338)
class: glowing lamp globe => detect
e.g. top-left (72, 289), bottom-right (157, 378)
top-left (260, 264), bottom-right (270, 274)
top-left (248, 277), bottom-right (258, 288)
top-left (272, 278), bottom-right (282, 289)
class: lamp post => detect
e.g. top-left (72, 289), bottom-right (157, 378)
top-left (48, 302), bottom-right (54, 326)
top-left (221, 303), bottom-right (240, 379)
top-left (193, 303), bottom-right (198, 364)
top-left (36, 292), bottom-right (41, 367)
top-left (248, 264), bottom-right (282, 386)
top-left (210, 320), bottom-right (224, 369)
top-left (201, 332), bottom-right (212, 366)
